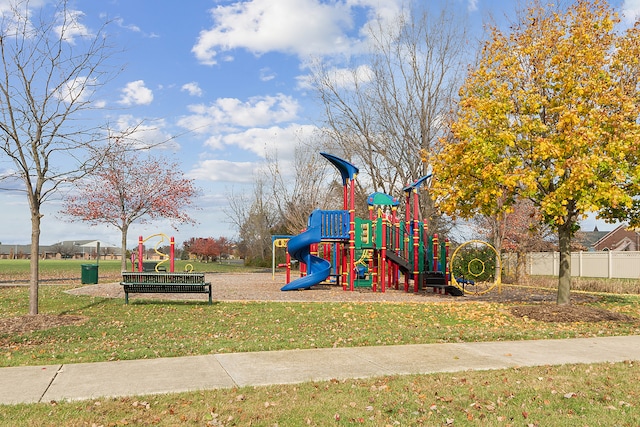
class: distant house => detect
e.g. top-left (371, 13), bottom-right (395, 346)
top-left (0, 244), bottom-right (33, 260)
top-left (49, 240), bottom-right (121, 260)
top-left (575, 226), bottom-right (610, 251)
top-left (591, 224), bottom-right (640, 251)
top-left (0, 240), bottom-right (120, 260)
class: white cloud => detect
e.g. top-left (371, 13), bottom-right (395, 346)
top-left (622, 0), bottom-right (640, 23)
top-left (0, 0), bottom-right (45, 38)
top-left (192, 0), bottom-right (403, 65)
top-left (113, 115), bottom-right (179, 150)
top-left (177, 93), bottom-right (300, 133)
top-left (259, 67), bottom-right (276, 82)
top-left (0, 169), bottom-right (23, 193)
top-left (118, 80), bottom-right (154, 106)
top-left (189, 159), bottom-right (257, 183)
top-left (297, 64), bottom-right (373, 90)
top-left (111, 16), bottom-right (159, 38)
top-left (211, 124), bottom-right (317, 160)
top-left (467, 0), bottom-right (478, 12)
top-left (114, 17), bottom-right (141, 33)
top-left (53, 76), bottom-right (96, 103)
top-left (181, 82), bottom-right (203, 97)
top-left (185, 124), bottom-right (319, 186)
top-left (54, 9), bottom-right (92, 44)
top-left (189, 123), bottom-right (315, 183)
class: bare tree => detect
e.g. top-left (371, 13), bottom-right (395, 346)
top-left (310, 4), bottom-right (469, 231)
top-left (0, 1), bottom-right (119, 314)
top-left (225, 178), bottom-right (280, 265)
top-left (265, 140), bottom-right (337, 235)
top-left (228, 135), bottom-right (345, 262)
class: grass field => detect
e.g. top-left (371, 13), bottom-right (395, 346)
top-left (0, 258), bottom-right (253, 283)
top-left (3, 362), bottom-right (638, 426)
top-left (2, 285), bottom-right (639, 368)
top-left (1, 262), bottom-right (639, 426)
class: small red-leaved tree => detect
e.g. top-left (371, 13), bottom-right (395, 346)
top-left (183, 236), bottom-right (233, 262)
top-left (63, 141), bottom-right (199, 270)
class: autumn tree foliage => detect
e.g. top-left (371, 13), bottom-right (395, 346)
top-left (63, 141), bottom-right (199, 270)
top-left (183, 236), bottom-right (233, 262)
top-left (430, 0), bottom-right (640, 304)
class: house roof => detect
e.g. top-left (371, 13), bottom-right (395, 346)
top-left (0, 244), bottom-right (32, 253)
top-left (0, 240), bottom-right (120, 254)
top-left (591, 224), bottom-right (625, 248)
top-left (576, 227), bottom-right (610, 249)
top-left (591, 223), bottom-right (640, 251)
top-left (52, 240), bottom-right (119, 249)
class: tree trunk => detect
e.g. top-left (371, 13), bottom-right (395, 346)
top-left (29, 212), bottom-right (41, 315)
top-left (120, 223), bottom-right (129, 272)
top-left (491, 225), bottom-right (503, 285)
top-left (556, 221), bottom-right (572, 305)
top-left (516, 251), bottom-right (529, 286)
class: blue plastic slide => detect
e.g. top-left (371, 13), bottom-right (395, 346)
top-left (281, 213), bottom-right (331, 291)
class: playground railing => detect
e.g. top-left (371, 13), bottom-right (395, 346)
top-left (318, 210), bottom-right (350, 240)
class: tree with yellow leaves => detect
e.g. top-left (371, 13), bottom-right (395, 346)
top-left (430, 0), bottom-right (640, 304)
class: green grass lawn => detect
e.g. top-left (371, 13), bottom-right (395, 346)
top-left (1, 284), bottom-right (639, 367)
top-left (3, 362), bottom-right (638, 426)
top-left (0, 258), bottom-right (255, 282)
top-left (1, 269), bottom-right (639, 426)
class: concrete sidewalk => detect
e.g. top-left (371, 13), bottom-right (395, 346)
top-left (2, 335), bottom-right (639, 405)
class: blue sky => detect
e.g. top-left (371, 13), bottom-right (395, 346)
top-left (1, 0), bottom-right (637, 247)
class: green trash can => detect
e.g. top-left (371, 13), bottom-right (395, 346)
top-left (81, 264), bottom-right (99, 284)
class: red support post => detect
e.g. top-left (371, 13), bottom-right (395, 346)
top-left (412, 188), bottom-right (420, 293)
top-left (342, 241), bottom-right (348, 290)
top-left (138, 236), bottom-right (144, 272)
top-left (404, 191), bottom-right (410, 292)
top-left (348, 177), bottom-right (356, 292)
top-left (445, 238), bottom-right (450, 285)
top-left (380, 217), bottom-right (387, 293)
top-left (433, 234), bottom-right (439, 272)
top-left (343, 185), bottom-right (348, 210)
top-left (392, 205), bottom-right (399, 289)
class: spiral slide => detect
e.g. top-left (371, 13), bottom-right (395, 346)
top-left (280, 224), bottom-right (331, 291)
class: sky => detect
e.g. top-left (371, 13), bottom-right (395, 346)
top-left (1, 0), bottom-right (637, 248)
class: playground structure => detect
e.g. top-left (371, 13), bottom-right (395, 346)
top-left (131, 234), bottom-right (177, 272)
top-left (280, 152), bottom-right (463, 295)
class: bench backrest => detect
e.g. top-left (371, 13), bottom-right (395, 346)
top-left (121, 272), bottom-right (206, 284)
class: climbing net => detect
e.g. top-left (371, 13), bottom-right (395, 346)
top-left (450, 240), bottom-right (501, 295)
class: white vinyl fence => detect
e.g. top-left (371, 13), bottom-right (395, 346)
top-left (528, 251), bottom-right (640, 279)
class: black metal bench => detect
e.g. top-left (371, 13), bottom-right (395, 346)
top-left (120, 272), bottom-right (212, 304)
top-left (141, 261), bottom-right (166, 272)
